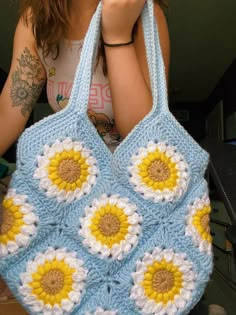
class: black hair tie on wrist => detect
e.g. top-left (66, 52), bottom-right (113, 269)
top-left (102, 38), bottom-right (134, 47)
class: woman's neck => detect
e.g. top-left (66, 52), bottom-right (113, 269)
top-left (70, 0), bottom-right (100, 13)
top-left (66, 0), bottom-right (99, 40)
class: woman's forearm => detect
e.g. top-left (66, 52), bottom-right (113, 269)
top-left (104, 43), bottom-right (152, 138)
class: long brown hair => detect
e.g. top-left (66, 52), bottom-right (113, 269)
top-left (19, 0), bottom-right (168, 74)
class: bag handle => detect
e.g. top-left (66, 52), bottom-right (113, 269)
top-left (68, 0), bottom-right (168, 117)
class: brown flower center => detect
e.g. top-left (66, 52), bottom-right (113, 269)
top-left (98, 214), bottom-right (121, 236)
top-left (201, 213), bottom-right (210, 233)
top-left (148, 159), bottom-right (170, 182)
top-left (152, 269), bottom-right (174, 293)
top-left (57, 158), bottom-right (81, 183)
top-left (0, 207), bottom-right (15, 235)
top-left (40, 269), bottom-right (64, 295)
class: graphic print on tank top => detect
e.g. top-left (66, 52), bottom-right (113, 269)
top-left (38, 39), bottom-right (122, 151)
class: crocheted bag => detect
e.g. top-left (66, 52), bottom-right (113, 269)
top-left (0, 1), bottom-right (213, 314)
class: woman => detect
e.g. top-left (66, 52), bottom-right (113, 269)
top-left (0, 0), bottom-right (170, 156)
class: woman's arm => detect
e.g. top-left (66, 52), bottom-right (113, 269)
top-left (102, 1), bottom-right (170, 138)
top-left (0, 16), bottom-right (46, 157)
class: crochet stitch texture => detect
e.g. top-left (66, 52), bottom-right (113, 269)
top-left (0, 1), bottom-right (213, 314)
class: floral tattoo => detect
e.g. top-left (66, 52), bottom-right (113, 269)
top-left (10, 47), bottom-right (45, 117)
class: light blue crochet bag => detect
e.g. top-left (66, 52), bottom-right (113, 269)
top-left (0, 1), bottom-right (213, 314)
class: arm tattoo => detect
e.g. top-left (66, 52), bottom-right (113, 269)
top-left (10, 47), bottom-right (45, 117)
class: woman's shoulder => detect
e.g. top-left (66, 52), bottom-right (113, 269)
top-left (134, 1), bottom-right (170, 82)
top-left (14, 10), bottom-right (37, 52)
top-left (142, 1), bottom-right (169, 50)
top-left (153, 1), bottom-right (170, 75)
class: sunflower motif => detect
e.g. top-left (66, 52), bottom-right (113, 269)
top-left (0, 189), bottom-right (38, 257)
top-left (19, 247), bottom-right (87, 314)
top-left (79, 194), bottom-right (142, 260)
top-left (86, 307), bottom-right (118, 315)
top-left (185, 194), bottom-right (212, 254)
top-left (130, 248), bottom-right (196, 315)
top-left (128, 141), bottom-right (189, 202)
top-left (34, 138), bottom-right (99, 202)
top-left (10, 80), bottom-right (33, 108)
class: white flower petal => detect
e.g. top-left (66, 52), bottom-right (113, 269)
top-left (31, 301), bottom-right (44, 312)
top-left (15, 234), bottom-right (29, 246)
top-left (61, 299), bottom-right (74, 312)
top-left (20, 204), bottom-right (33, 214)
top-left (20, 273), bottom-right (33, 284)
top-left (55, 248), bottom-right (67, 261)
top-left (26, 261), bottom-right (38, 273)
top-left (52, 304), bottom-right (64, 315)
top-left (0, 244), bottom-right (8, 257)
top-left (72, 270), bottom-right (87, 282)
top-left (21, 224), bottom-right (37, 235)
top-left (13, 195), bottom-right (27, 206)
top-left (72, 282), bottom-right (84, 292)
top-left (44, 248), bottom-right (56, 261)
top-left (19, 285), bottom-right (32, 295)
top-left (23, 294), bottom-right (37, 304)
top-left (7, 241), bottom-right (19, 253)
top-left (68, 291), bottom-right (81, 303)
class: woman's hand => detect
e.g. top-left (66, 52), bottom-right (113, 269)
top-left (101, 0), bottom-right (146, 43)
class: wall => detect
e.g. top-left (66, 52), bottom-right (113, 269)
top-left (0, 1), bottom-right (18, 72)
top-left (167, 0), bottom-right (236, 101)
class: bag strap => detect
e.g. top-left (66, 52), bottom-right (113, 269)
top-left (142, 0), bottom-right (169, 115)
top-left (68, 0), bottom-right (169, 117)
